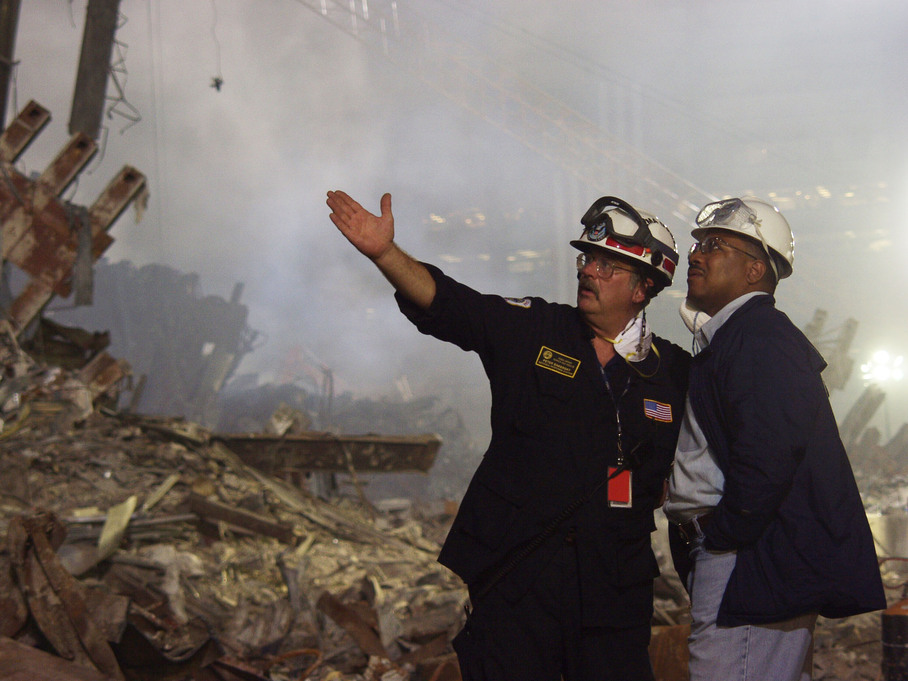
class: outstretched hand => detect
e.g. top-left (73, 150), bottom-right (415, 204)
top-left (327, 190), bottom-right (394, 261)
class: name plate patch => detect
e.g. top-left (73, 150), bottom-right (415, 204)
top-left (535, 346), bottom-right (581, 378)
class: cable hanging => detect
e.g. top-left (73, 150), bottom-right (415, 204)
top-left (210, 0), bottom-right (224, 91)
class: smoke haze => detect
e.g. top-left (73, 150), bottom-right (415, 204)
top-left (11, 0), bottom-right (908, 451)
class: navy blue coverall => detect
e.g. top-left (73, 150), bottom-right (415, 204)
top-left (398, 264), bottom-right (690, 680)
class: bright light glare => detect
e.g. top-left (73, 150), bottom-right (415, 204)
top-left (861, 350), bottom-right (905, 384)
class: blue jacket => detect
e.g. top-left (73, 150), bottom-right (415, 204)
top-left (399, 265), bottom-right (690, 627)
top-left (684, 294), bottom-right (885, 626)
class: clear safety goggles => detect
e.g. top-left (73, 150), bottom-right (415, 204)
top-left (695, 198), bottom-right (758, 231)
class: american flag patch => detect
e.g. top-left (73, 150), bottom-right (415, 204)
top-left (644, 399), bottom-right (672, 422)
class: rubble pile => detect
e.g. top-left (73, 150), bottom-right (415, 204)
top-left (0, 328), bottom-right (467, 680)
top-left (0, 409), bottom-right (469, 680)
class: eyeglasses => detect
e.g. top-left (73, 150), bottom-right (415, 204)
top-left (576, 252), bottom-right (635, 278)
top-left (689, 236), bottom-right (760, 260)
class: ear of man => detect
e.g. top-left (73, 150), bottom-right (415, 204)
top-left (632, 277), bottom-right (654, 306)
top-left (746, 257), bottom-right (774, 290)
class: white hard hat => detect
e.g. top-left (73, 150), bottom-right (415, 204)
top-left (692, 197), bottom-right (795, 280)
top-left (570, 196), bottom-right (679, 290)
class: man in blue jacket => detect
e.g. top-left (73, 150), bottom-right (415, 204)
top-left (664, 196), bottom-right (886, 681)
top-left (328, 190), bottom-right (690, 680)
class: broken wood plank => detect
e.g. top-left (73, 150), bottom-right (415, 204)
top-left (140, 473), bottom-right (181, 513)
top-left (189, 492), bottom-right (296, 544)
top-left (213, 431), bottom-right (442, 474)
top-left (98, 495), bottom-right (138, 561)
top-left (206, 442), bottom-right (438, 556)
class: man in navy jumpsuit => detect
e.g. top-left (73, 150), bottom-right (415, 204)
top-left (328, 190), bottom-right (691, 681)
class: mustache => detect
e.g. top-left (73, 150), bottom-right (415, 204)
top-left (577, 274), bottom-right (597, 294)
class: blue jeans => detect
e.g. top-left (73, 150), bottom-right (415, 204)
top-left (687, 541), bottom-right (817, 681)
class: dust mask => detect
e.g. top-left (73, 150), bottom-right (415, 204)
top-left (609, 314), bottom-right (652, 362)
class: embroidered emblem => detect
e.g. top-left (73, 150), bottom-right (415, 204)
top-left (586, 215), bottom-right (611, 242)
top-left (535, 346), bottom-right (581, 378)
top-left (504, 297), bottom-right (532, 308)
top-left (644, 399), bottom-right (673, 422)
top-left (586, 213), bottom-right (612, 241)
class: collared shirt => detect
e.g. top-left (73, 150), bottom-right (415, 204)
top-left (663, 292), bottom-right (769, 523)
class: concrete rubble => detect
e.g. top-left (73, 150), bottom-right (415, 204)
top-left (0, 320), bottom-right (467, 680)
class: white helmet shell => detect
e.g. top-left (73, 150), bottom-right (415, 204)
top-left (570, 196), bottom-right (679, 289)
top-left (692, 197), bottom-right (794, 280)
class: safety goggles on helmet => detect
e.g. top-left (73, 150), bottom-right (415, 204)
top-left (695, 198), bottom-right (759, 231)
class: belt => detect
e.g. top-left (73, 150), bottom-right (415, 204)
top-left (676, 512), bottom-right (714, 544)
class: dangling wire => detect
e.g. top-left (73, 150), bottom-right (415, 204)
top-left (210, 0), bottom-right (224, 91)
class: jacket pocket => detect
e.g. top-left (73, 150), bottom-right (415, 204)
top-left (512, 363), bottom-right (587, 441)
top-left (456, 463), bottom-right (529, 550)
top-left (599, 535), bottom-right (660, 587)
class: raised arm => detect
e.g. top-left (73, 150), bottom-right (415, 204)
top-left (327, 190), bottom-right (436, 309)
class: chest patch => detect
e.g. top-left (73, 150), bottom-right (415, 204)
top-left (535, 346), bottom-right (581, 378)
top-left (644, 399), bottom-right (673, 423)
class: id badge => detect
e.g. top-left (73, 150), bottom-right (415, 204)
top-left (608, 467), bottom-right (632, 508)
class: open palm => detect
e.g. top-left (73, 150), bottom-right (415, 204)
top-left (327, 191), bottom-right (394, 261)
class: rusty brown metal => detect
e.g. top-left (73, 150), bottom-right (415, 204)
top-left (0, 545), bottom-right (27, 638)
top-left (0, 99), bottom-right (50, 163)
top-left (214, 431), bottom-right (442, 474)
top-left (316, 591), bottom-right (388, 659)
top-left (77, 352), bottom-right (129, 402)
top-left (89, 166), bottom-right (145, 240)
top-left (0, 101), bottom-right (145, 336)
top-left (0, 635), bottom-right (119, 681)
top-left (13, 514), bottom-right (126, 680)
top-left (8, 279), bottom-right (55, 334)
top-left (35, 132), bottom-right (97, 206)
